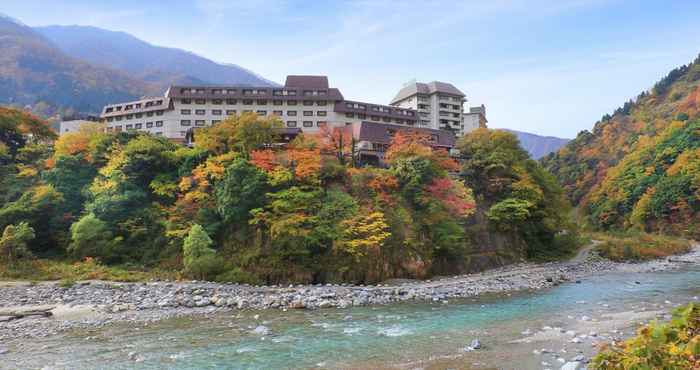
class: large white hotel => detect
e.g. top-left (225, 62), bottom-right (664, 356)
top-left (99, 75), bottom-right (486, 145)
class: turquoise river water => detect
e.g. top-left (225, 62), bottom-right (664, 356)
top-left (3, 266), bottom-right (700, 369)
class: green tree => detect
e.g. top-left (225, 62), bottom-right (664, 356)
top-left (214, 158), bottom-right (269, 225)
top-left (0, 222), bottom-right (35, 262)
top-left (68, 213), bottom-right (116, 260)
top-left (182, 224), bottom-right (220, 279)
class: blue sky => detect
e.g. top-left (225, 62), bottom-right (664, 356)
top-left (3, 0), bottom-right (700, 138)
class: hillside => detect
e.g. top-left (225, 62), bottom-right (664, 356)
top-left (542, 55), bottom-right (700, 237)
top-left (0, 15), bottom-right (157, 115)
top-left (503, 129), bottom-right (570, 159)
top-left (35, 25), bottom-right (277, 88)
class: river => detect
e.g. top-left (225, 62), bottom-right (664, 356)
top-left (3, 265), bottom-right (700, 370)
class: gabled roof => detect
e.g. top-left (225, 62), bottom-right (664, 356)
top-left (390, 81), bottom-right (465, 104)
top-left (352, 121), bottom-right (456, 148)
top-left (284, 75), bottom-right (329, 89)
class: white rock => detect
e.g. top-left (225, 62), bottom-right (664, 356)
top-left (560, 361), bottom-right (582, 370)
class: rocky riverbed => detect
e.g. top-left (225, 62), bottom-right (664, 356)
top-left (1, 245), bottom-right (699, 342)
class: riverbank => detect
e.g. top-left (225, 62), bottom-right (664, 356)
top-left (1, 244), bottom-right (698, 342)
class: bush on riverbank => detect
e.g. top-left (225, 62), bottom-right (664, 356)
top-left (592, 303), bottom-right (700, 369)
top-left (0, 257), bottom-right (174, 282)
top-left (593, 232), bottom-right (691, 261)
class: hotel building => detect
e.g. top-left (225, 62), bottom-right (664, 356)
top-left (99, 75), bottom-right (485, 144)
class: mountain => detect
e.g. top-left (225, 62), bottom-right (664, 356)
top-left (542, 55), bottom-right (700, 238)
top-left (0, 15), bottom-right (157, 115)
top-left (35, 25), bottom-right (277, 89)
top-left (503, 129), bottom-right (570, 159)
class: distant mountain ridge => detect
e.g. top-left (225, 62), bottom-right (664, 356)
top-left (35, 25), bottom-right (278, 89)
top-left (0, 14), bottom-right (155, 115)
top-left (0, 13), bottom-right (278, 117)
top-left (502, 129), bottom-right (570, 159)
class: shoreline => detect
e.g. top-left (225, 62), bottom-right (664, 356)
top-left (1, 245), bottom-right (699, 341)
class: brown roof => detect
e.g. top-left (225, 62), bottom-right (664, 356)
top-left (352, 121), bottom-right (456, 148)
top-left (100, 97), bottom-right (172, 118)
top-left (284, 75), bottom-right (329, 89)
top-left (166, 83), bottom-right (344, 102)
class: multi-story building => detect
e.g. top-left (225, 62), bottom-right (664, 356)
top-left (99, 75), bottom-right (481, 143)
top-left (463, 104), bottom-right (488, 130)
top-left (389, 81), bottom-right (467, 134)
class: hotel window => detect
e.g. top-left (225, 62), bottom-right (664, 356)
top-left (106, 127), bottom-right (113, 131)
top-left (317, 111), bottom-right (326, 117)
top-left (115, 125), bottom-right (122, 131)
top-left (287, 90), bottom-right (297, 96)
top-left (135, 113), bottom-right (143, 118)
top-left (126, 124), bottom-right (134, 130)
top-left (226, 110), bottom-right (236, 115)
top-left (135, 123), bottom-right (142, 129)
top-left (155, 121), bottom-right (163, 127)
top-left (106, 107), bottom-right (114, 113)
top-left (287, 121), bottom-right (297, 127)
top-left (181, 99), bottom-right (191, 104)
top-left (317, 101), bottom-right (327, 106)
top-left (226, 89), bottom-right (236, 94)
top-left (303, 100), bottom-right (313, 106)
top-left (273, 100), bottom-right (283, 106)
top-left (156, 111), bottom-right (163, 116)
top-left (303, 111), bottom-right (313, 116)
top-left (303, 121), bottom-right (313, 127)
top-left (273, 110), bottom-right (283, 116)
top-left (116, 106), bottom-right (123, 111)
top-left (195, 120), bottom-right (205, 126)
top-left (145, 101), bottom-right (153, 107)
top-left (243, 110), bottom-right (252, 113)
top-left (212, 99), bottom-right (223, 105)
top-left (181, 109), bottom-right (191, 115)
top-left (212, 120), bottom-right (221, 124)
top-left (317, 121), bottom-right (327, 127)
top-left (181, 120), bottom-right (191, 126)
top-left (195, 109), bottom-right (205, 115)
top-left (226, 99), bottom-right (237, 105)
top-left (243, 100), bottom-right (253, 105)
top-left (146, 122), bottom-right (153, 128)
top-left (155, 100), bottom-right (163, 105)
top-left (257, 100), bottom-right (267, 105)
top-left (126, 114), bottom-right (133, 119)
top-left (116, 116), bottom-right (123, 121)
top-left (195, 89), bottom-right (205, 94)
top-left (287, 111), bottom-right (297, 116)
top-left (107, 117), bottom-right (114, 122)
top-left (371, 116), bottom-right (380, 121)
top-left (212, 89), bottom-right (222, 94)
top-left (146, 112), bottom-right (154, 117)
top-left (195, 99), bottom-right (205, 104)
top-left (125, 105), bottom-right (133, 110)
top-left (345, 113), bottom-right (355, 118)
top-left (212, 110), bottom-right (222, 115)
top-left (382, 117), bottom-right (391, 123)
top-left (303, 90), bottom-right (313, 96)
top-left (358, 113), bottom-right (366, 119)
top-left (256, 110), bottom-right (267, 115)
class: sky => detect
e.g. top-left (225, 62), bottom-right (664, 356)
top-left (2, 0), bottom-right (700, 138)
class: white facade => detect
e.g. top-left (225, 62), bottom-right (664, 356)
top-left (59, 119), bottom-right (97, 135)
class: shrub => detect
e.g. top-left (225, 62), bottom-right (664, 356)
top-left (592, 303), bottom-right (700, 369)
top-left (68, 213), bottom-right (116, 260)
top-left (0, 222), bottom-right (35, 262)
top-left (182, 224), bottom-right (220, 280)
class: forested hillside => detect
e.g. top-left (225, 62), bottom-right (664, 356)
top-left (542, 55), bottom-right (700, 238)
top-left (0, 109), bottom-right (575, 283)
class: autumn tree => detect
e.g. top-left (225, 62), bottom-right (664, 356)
top-left (195, 112), bottom-right (282, 156)
top-left (0, 222), bottom-right (35, 262)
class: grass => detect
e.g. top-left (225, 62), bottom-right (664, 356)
top-left (0, 257), bottom-right (177, 282)
top-left (591, 231), bottom-right (692, 262)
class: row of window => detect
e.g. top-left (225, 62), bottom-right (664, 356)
top-left (179, 88), bottom-right (329, 97)
top-left (344, 112), bottom-right (414, 125)
top-left (105, 100), bottom-right (164, 113)
top-left (286, 121), bottom-right (327, 128)
top-left (107, 121), bottom-right (164, 131)
top-left (439, 103), bottom-right (461, 110)
top-left (344, 102), bottom-right (414, 116)
top-left (181, 120), bottom-right (221, 126)
top-left (180, 109), bottom-right (327, 117)
top-left (180, 98), bottom-right (327, 106)
top-left (105, 110), bottom-right (164, 122)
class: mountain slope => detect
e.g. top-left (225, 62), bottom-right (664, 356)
top-left (35, 25), bottom-right (277, 88)
top-left (0, 15), bottom-right (157, 114)
top-left (542, 55), bottom-right (700, 237)
top-left (503, 129), bottom-right (570, 159)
